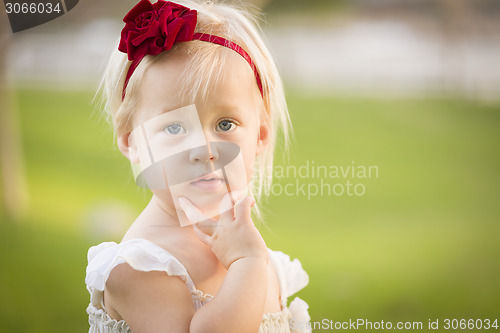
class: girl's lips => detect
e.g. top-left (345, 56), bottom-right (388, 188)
top-left (190, 173), bottom-right (225, 192)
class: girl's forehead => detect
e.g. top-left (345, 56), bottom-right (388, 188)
top-left (136, 50), bottom-right (261, 123)
top-left (143, 48), bottom-right (258, 99)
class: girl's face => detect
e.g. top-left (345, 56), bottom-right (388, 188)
top-left (119, 50), bottom-right (269, 224)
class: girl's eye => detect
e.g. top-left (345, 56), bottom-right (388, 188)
top-left (164, 123), bottom-right (186, 135)
top-left (217, 120), bottom-right (236, 132)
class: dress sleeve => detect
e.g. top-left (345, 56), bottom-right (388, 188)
top-left (268, 249), bottom-right (311, 333)
top-left (268, 249), bottom-right (309, 301)
top-left (85, 239), bottom-right (194, 309)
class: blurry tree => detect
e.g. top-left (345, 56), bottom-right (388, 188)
top-left (0, 15), bottom-right (29, 221)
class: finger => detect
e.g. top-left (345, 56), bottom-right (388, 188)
top-left (177, 196), bottom-right (211, 223)
top-left (217, 192), bottom-right (236, 223)
top-left (193, 224), bottom-right (212, 246)
top-left (220, 191), bottom-right (255, 223)
top-left (218, 190), bottom-right (246, 215)
top-left (234, 196), bottom-right (255, 224)
top-left (231, 189), bottom-right (248, 204)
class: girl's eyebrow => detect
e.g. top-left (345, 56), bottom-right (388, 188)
top-left (212, 104), bottom-right (246, 115)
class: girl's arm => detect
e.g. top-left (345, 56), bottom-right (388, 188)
top-left (188, 196), bottom-right (270, 332)
top-left (105, 196), bottom-right (270, 333)
top-left (105, 264), bottom-right (195, 332)
top-left (190, 257), bottom-right (268, 333)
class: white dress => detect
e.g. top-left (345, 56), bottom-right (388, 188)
top-left (85, 238), bottom-right (311, 333)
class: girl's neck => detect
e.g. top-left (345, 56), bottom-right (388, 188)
top-left (150, 195), bottom-right (181, 226)
top-left (125, 195), bottom-right (184, 239)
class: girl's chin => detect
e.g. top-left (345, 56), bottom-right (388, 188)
top-left (190, 192), bottom-right (238, 217)
top-left (153, 189), bottom-right (240, 219)
top-left (190, 198), bottom-right (224, 218)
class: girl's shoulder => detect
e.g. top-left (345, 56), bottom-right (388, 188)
top-left (85, 238), bottom-right (195, 294)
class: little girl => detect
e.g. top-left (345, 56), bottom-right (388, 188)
top-left (85, 0), bottom-right (310, 332)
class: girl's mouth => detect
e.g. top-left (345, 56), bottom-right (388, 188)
top-left (190, 173), bottom-right (225, 192)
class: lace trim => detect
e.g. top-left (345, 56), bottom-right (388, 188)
top-left (87, 293), bottom-right (292, 332)
top-left (260, 308), bottom-right (293, 333)
top-left (262, 308), bottom-right (292, 322)
top-left (190, 289), bottom-right (215, 303)
top-left (87, 305), bottom-right (131, 332)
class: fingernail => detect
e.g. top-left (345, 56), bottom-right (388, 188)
top-left (232, 190), bottom-right (246, 202)
top-left (234, 193), bottom-right (247, 206)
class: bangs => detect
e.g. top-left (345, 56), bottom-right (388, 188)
top-left (178, 41), bottom-right (255, 106)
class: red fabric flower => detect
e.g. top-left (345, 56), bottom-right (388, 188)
top-left (118, 0), bottom-right (197, 61)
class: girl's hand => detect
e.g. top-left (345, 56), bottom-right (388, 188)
top-left (178, 195), bottom-right (269, 269)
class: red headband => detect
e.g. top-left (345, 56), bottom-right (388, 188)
top-left (118, 0), bottom-right (263, 100)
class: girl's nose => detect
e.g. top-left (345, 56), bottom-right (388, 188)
top-left (189, 143), bottom-right (219, 164)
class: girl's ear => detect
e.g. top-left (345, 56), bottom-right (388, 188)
top-left (117, 132), bottom-right (140, 164)
top-left (256, 117), bottom-right (271, 156)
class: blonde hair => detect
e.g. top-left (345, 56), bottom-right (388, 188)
top-left (98, 0), bottom-right (291, 212)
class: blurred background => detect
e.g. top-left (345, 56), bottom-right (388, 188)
top-left (0, 0), bottom-right (499, 332)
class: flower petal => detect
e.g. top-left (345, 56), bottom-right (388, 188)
top-left (176, 11), bottom-right (197, 41)
top-left (123, 0), bottom-right (154, 23)
top-left (131, 21), bottom-right (161, 46)
top-left (163, 18), bottom-right (183, 49)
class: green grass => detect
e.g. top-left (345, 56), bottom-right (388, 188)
top-left (1, 89), bottom-right (499, 332)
